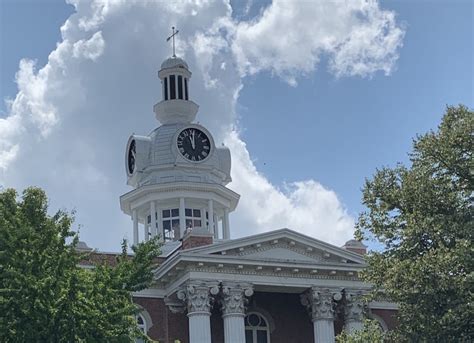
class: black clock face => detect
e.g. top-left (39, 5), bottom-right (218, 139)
top-left (127, 139), bottom-right (136, 174)
top-left (177, 128), bottom-right (211, 162)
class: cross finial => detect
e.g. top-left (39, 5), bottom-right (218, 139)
top-left (166, 26), bottom-right (179, 57)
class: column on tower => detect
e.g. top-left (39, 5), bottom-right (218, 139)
top-left (213, 213), bottom-right (218, 237)
top-left (223, 208), bottom-right (230, 240)
top-left (179, 198), bottom-right (186, 238)
top-left (208, 199), bottom-right (214, 235)
top-left (150, 201), bottom-right (157, 238)
top-left (132, 209), bottom-right (139, 246)
top-left (214, 217), bottom-right (220, 240)
top-left (144, 221), bottom-right (149, 242)
top-left (156, 204), bottom-right (163, 241)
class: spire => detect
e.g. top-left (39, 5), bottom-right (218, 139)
top-left (154, 27), bottom-right (199, 125)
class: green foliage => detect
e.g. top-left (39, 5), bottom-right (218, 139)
top-left (356, 105), bottom-right (473, 342)
top-left (0, 187), bottom-right (161, 342)
top-left (336, 319), bottom-right (385, 343)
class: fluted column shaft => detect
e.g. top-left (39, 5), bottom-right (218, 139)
top-left (313, 319), bottom-right (335, 343)
top-left (221, 282), bottom-right (254, 343)
top-left (188, 313), bottom-right (212, 343)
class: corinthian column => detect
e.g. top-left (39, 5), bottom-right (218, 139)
top-left (344, 290), bottom-right (366, 333)
top-left (177, 280), bottom-right (220, 343)
top-left (301, 287), bottom-right (341, 343)
top-left (220, 282), bottom-right (254, 343)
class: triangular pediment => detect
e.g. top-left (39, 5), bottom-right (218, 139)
top-left (240, 246), bottom-right (319, 263)
top-left (183, 228), bottom-right (365, 266)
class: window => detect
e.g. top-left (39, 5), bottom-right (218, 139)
top-left (245, 312), bottom-right (270, 343)
top-left (184, 78), bottom-right (188, 100)
top-left (136, 313), bottom-right (147, 343)
top-left (177, 75), bottom-right (183, 99)
top-left (164, 77), bottom-right (168, 100)
top-left (162, 208), bottom-right (203, 240)
top-left (170, 75), bottom-right (176, 99)
top-left (185, 208), bottom-right (202, 229)
top-left (162, 208), bottom-right (180, 241)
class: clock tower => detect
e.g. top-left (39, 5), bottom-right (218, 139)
top-left (120, 53), bottom-right (239, 246)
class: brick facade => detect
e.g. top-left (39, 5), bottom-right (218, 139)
top-left (134, 292), bottom-right (398, 343)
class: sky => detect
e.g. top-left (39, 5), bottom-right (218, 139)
top-left (0, 0), bottom-right (472, 252)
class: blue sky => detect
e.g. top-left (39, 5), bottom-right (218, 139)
top-left (0, 0), bottom-right (472, 251)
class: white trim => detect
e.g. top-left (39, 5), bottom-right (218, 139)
top-left (135, 305), bottom-right (153, 332)
top-left (171, 124), bottom-right (216, 164)
top-left (368, 301), bottom-right (399, 310)
top-left (368, 312), bottom-right (388, 332)
top-left (245, 311), bottom-right (271, 343)
top-left (133, 288), bottom-right (167, 298)
top-left (120, 182), bottom-right (240, 214)
top-left (182, 228), bottom-right (366, 263)
top-left (246, 308), bottom-right (275, 333)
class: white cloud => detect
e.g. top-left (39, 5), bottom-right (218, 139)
top-left (226, 131), bottom-right (354, 244)
top-left (231, 0), bottom-right (405, 83)
top-left (72, 31), bottom-right (105, 60)
top-left (0, 0), bottom-right (405, 249)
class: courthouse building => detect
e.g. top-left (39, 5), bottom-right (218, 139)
top-left (87, 51), bottom-right (398, 343)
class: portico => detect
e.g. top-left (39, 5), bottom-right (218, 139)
top-left (134, 229), bottom-right (388, 343)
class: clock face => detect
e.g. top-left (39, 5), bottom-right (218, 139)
top-left (127, 139), bottom-right (136, 174)
top-left (177, 128), bottom-right (211, 162)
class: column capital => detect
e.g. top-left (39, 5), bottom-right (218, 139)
top-left (177, 280), bottom-right (220, 315)
top-left (220, 282), bottom-right (254, 316)
top-left (344, 289), bottom-right (368, 323)
top-left (301, 287), bottom-right (342, 321)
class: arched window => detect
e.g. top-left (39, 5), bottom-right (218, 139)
top-left (136, 313), bottom-right (147, 343)
top-left (245, 312), bottom-right (270, 343)
top-left (135, 309), bottom-right (153, 343)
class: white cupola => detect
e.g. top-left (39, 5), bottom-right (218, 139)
top-left (153, 56), bottom-right (199, 124)
top-left (120, 30), bottom-right (240, 248)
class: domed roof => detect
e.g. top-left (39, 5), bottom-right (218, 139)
top-left (160, 56), bottom-right (189, 70)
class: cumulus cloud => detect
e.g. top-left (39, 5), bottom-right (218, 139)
top-left (231, 0), bottom-right (405, 84)
top-left (225, 131), bottom-right (354, 244)
top-left (0, 0), bottom-right (405, 249)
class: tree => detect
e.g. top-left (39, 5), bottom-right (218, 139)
top-left (0, 187), bottom-right (161, 342)
top-left (336, 319), bottom-right (385, 343)
top-left (356, 105), bottom-right (473, 342)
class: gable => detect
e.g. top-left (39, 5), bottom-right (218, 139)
top-left (240, 246), bottom-right (319, 263)
top-left (184, 229), bottom-right (365, 266)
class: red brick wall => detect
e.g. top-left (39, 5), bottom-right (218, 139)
top-left (181, 235), bottom-right (213, 250)
top-left (133, 297), bottom-right (188, 343)
top-left (371, 308), bottom-right (398, 330)
top-left (134, 294), bottom-right (397, 342)
top-left (247, 292), bottom-right (314, 343)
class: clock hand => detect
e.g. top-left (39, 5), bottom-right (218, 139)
top-left (189, 134), bottom-right (195, 150)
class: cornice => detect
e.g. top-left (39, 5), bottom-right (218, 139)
top-left (183, 228), bottom-right (366, 263)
